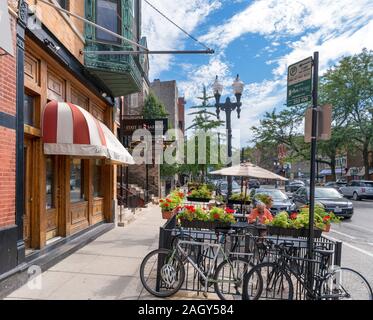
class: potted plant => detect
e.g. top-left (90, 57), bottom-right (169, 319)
top-left (298, 205), bottom-right (340, 232)
top-left (177, 205), bottom-right (235, 229)
top-left (228, 192), bottom-right (251, 205)
top-left (159, 189), bottom-right (185, 219)
top-left (187, 184), bottom-right (212, 202)
top-left (255, 194), bottom-right (273, 208)
top-left (266, 207), bottom-right (327, 238)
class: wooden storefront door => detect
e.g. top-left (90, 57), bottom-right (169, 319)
top-left (23, 138), bottom-right (33, 249)
top-left (46, 156), bottom-right (59, 240)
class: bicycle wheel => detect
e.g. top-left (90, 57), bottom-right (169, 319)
top-left (321, 267), bottom-right (373, 300)
top-left (242, 262), bottom-right (293, 300)
top-left (140, 249), bottom-right (185, 297)
top-left (214, 257), bottom-right (254, 300)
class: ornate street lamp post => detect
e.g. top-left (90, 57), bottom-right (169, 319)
top-left (213, 74), bottom-right (244, 197)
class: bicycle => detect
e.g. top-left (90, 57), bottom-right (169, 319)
top-left (242, 240), bottom-right (373, 300)
top-left (140, 227), bottom-right (260, 300)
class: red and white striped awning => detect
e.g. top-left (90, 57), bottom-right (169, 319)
top-left (42, 101), bottom-right (135, 165)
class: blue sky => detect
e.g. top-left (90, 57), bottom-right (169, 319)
top-left (142, 0), bottom-right (373, 147)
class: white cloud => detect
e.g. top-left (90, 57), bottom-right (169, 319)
top-left (200, 0), bottom-right (373, 49)
top-left (144, 0), bottom-right (373, 146)
top-left (142, 0), bottom-right (222, 79)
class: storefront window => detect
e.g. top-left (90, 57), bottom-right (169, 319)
top-left (96, 0), bottom-right (120, 43)
top-left (56, 0), bottom-right (69, 10)
top-left (93, 159), bottom-right (103, 197)
top-left (70, 159), bottom-right (85, 202)
top-left (24, 94), bottom-right (35, 126)
top-left (46, 157), bottom-right (55, 209)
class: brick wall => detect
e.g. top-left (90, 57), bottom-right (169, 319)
top-left (0, 10), bottom-right (17, 227)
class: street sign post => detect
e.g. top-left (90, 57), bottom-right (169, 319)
top-left (288, 53), bottom-right (320, 299)
top-left (304, 104), bottom-right (332, 142)
top-left (287, 57), bottom-right (312, 106)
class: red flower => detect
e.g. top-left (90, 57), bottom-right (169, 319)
top-left (159, 199), bottom-right (163, 203)
top-left (188, 192), bottom-right (191, 195)
top-left (178, 192), bottom-right (184, 198)
top-left (323, 215), bottom-right (331, 222)
top-left (290, 213), bottom-right (298, 220)
top-left (213, 213), bottom-right (220, 220)
top-left (164, 203), bottom-right (169, 207)
top-left (225, 208), bottom-right (235, 214)
top-left (166, 198), bottom-right (172, 203)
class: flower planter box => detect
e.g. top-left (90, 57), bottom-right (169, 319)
top-left (186, 197), bottom-right (212, 203)
top-left (324, 224), bottom-right (330, 232)
top-left (179, 219), bottom-right (231, 230)
top-left (227, 199), bottom-right (251, 205)
top-left (161, 209), bottom-right (176, 220)
top-left (268, 226), bottom-right (323, 238)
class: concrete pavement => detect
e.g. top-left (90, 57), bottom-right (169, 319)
top-left (5, 205), bottom-right (166, 300)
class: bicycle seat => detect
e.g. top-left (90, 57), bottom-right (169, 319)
top-left (314, 249), bottom-right (334, 256)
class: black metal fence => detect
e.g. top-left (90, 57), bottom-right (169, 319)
top-left (158, 216), bottom-right (342, 300)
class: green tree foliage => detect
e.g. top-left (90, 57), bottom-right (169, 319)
top-left (142, 92), bottom-right (168, 119)
top-left (251, 49), bottom-right (373, 179)
top-left (320, 48), bottom-right (373, 179)
top-left (187, 86), bottom-right (224, 132)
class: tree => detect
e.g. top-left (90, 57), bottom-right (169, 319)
top-left (142, 92), bottom-right (168, 119)
top-left (186, 86), bottom-right (225, 182)
top-left (321, 49), bottom-right (373, 179)
top-left (187, 86), bottom-right (224, 132)
top-left (251, 106), bottom-right (310, 162)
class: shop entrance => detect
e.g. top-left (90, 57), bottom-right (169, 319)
top-left (23, 138), bottom-right (33, 249)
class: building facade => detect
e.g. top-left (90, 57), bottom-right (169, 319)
top-left (150, 79), bottom-right (179, 130)
top-left (0, 0), bottom-right (143, 286)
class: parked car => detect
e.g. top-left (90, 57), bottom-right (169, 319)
top-left (285, 180), bottom-right (305, 193)
top-left (324, 181), bottom-right (347, 193)
top-left (216, 180), bottom-right (242, 196)
top-left (293, 187), bottom-right (353, 219)
top-left (248, 179), bottom-right (260, 189)
top-left (339, 180), bottom-right (373, 201)
top-left (250, 188), bottom-right (297, 215)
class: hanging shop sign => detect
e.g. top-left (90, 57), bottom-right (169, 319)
top-left (122, 118), bottom-right (168, 136)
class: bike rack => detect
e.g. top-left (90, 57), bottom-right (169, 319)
top-left (157, 218), bottom-right (343, 300)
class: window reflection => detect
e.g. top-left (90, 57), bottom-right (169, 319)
top-left (96, 0), bottom-right (120, 42)
top-left (24, 94), bottom-right (34, 126)
top-left (93, 159), bottom-right (103, 197)
top-left (70, 159), bottom-right (85, 202)
top-left (46, 157), bottom-right (54, 209)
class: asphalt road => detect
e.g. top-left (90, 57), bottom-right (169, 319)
top-left (326, 199), bottom-right (373, 288)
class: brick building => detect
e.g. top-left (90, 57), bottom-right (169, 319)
top-left (0, 1), bottom-right (17, 275)
top-left (0, 0), bottom-right (145, 292)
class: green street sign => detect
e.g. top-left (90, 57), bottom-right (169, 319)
top-left (287, 57), bottom-right (312, 106)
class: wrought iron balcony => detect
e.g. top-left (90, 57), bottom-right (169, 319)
top-left (84, 0), bottom-right (143, 97)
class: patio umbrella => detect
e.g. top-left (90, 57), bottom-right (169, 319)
top-left (209, 162), bottom-right (288, 217)
top-left (209, 162), bottom-right (288, 181)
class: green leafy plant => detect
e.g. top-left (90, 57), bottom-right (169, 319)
top-left (188, 184), bottom-right (212, 199)
top-left (229, 192), bottom-right (250, 201)
top-left (177, 205), bottom-right (235, 224)
top-left (255, 194), bottom-right (273, 206)
top-left (268, 204), bottom-right (340, 231)
top-left (159, 189), bottom-right (185, 212)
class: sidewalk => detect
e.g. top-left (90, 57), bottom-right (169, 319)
top-left (5, 205), bottom-right (166, 300)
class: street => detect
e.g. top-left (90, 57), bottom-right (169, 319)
top-left (327, 200), bottom-right (373, 286)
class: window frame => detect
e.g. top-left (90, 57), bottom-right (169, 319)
top-left (95, 0), bottom-right (122, 44)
